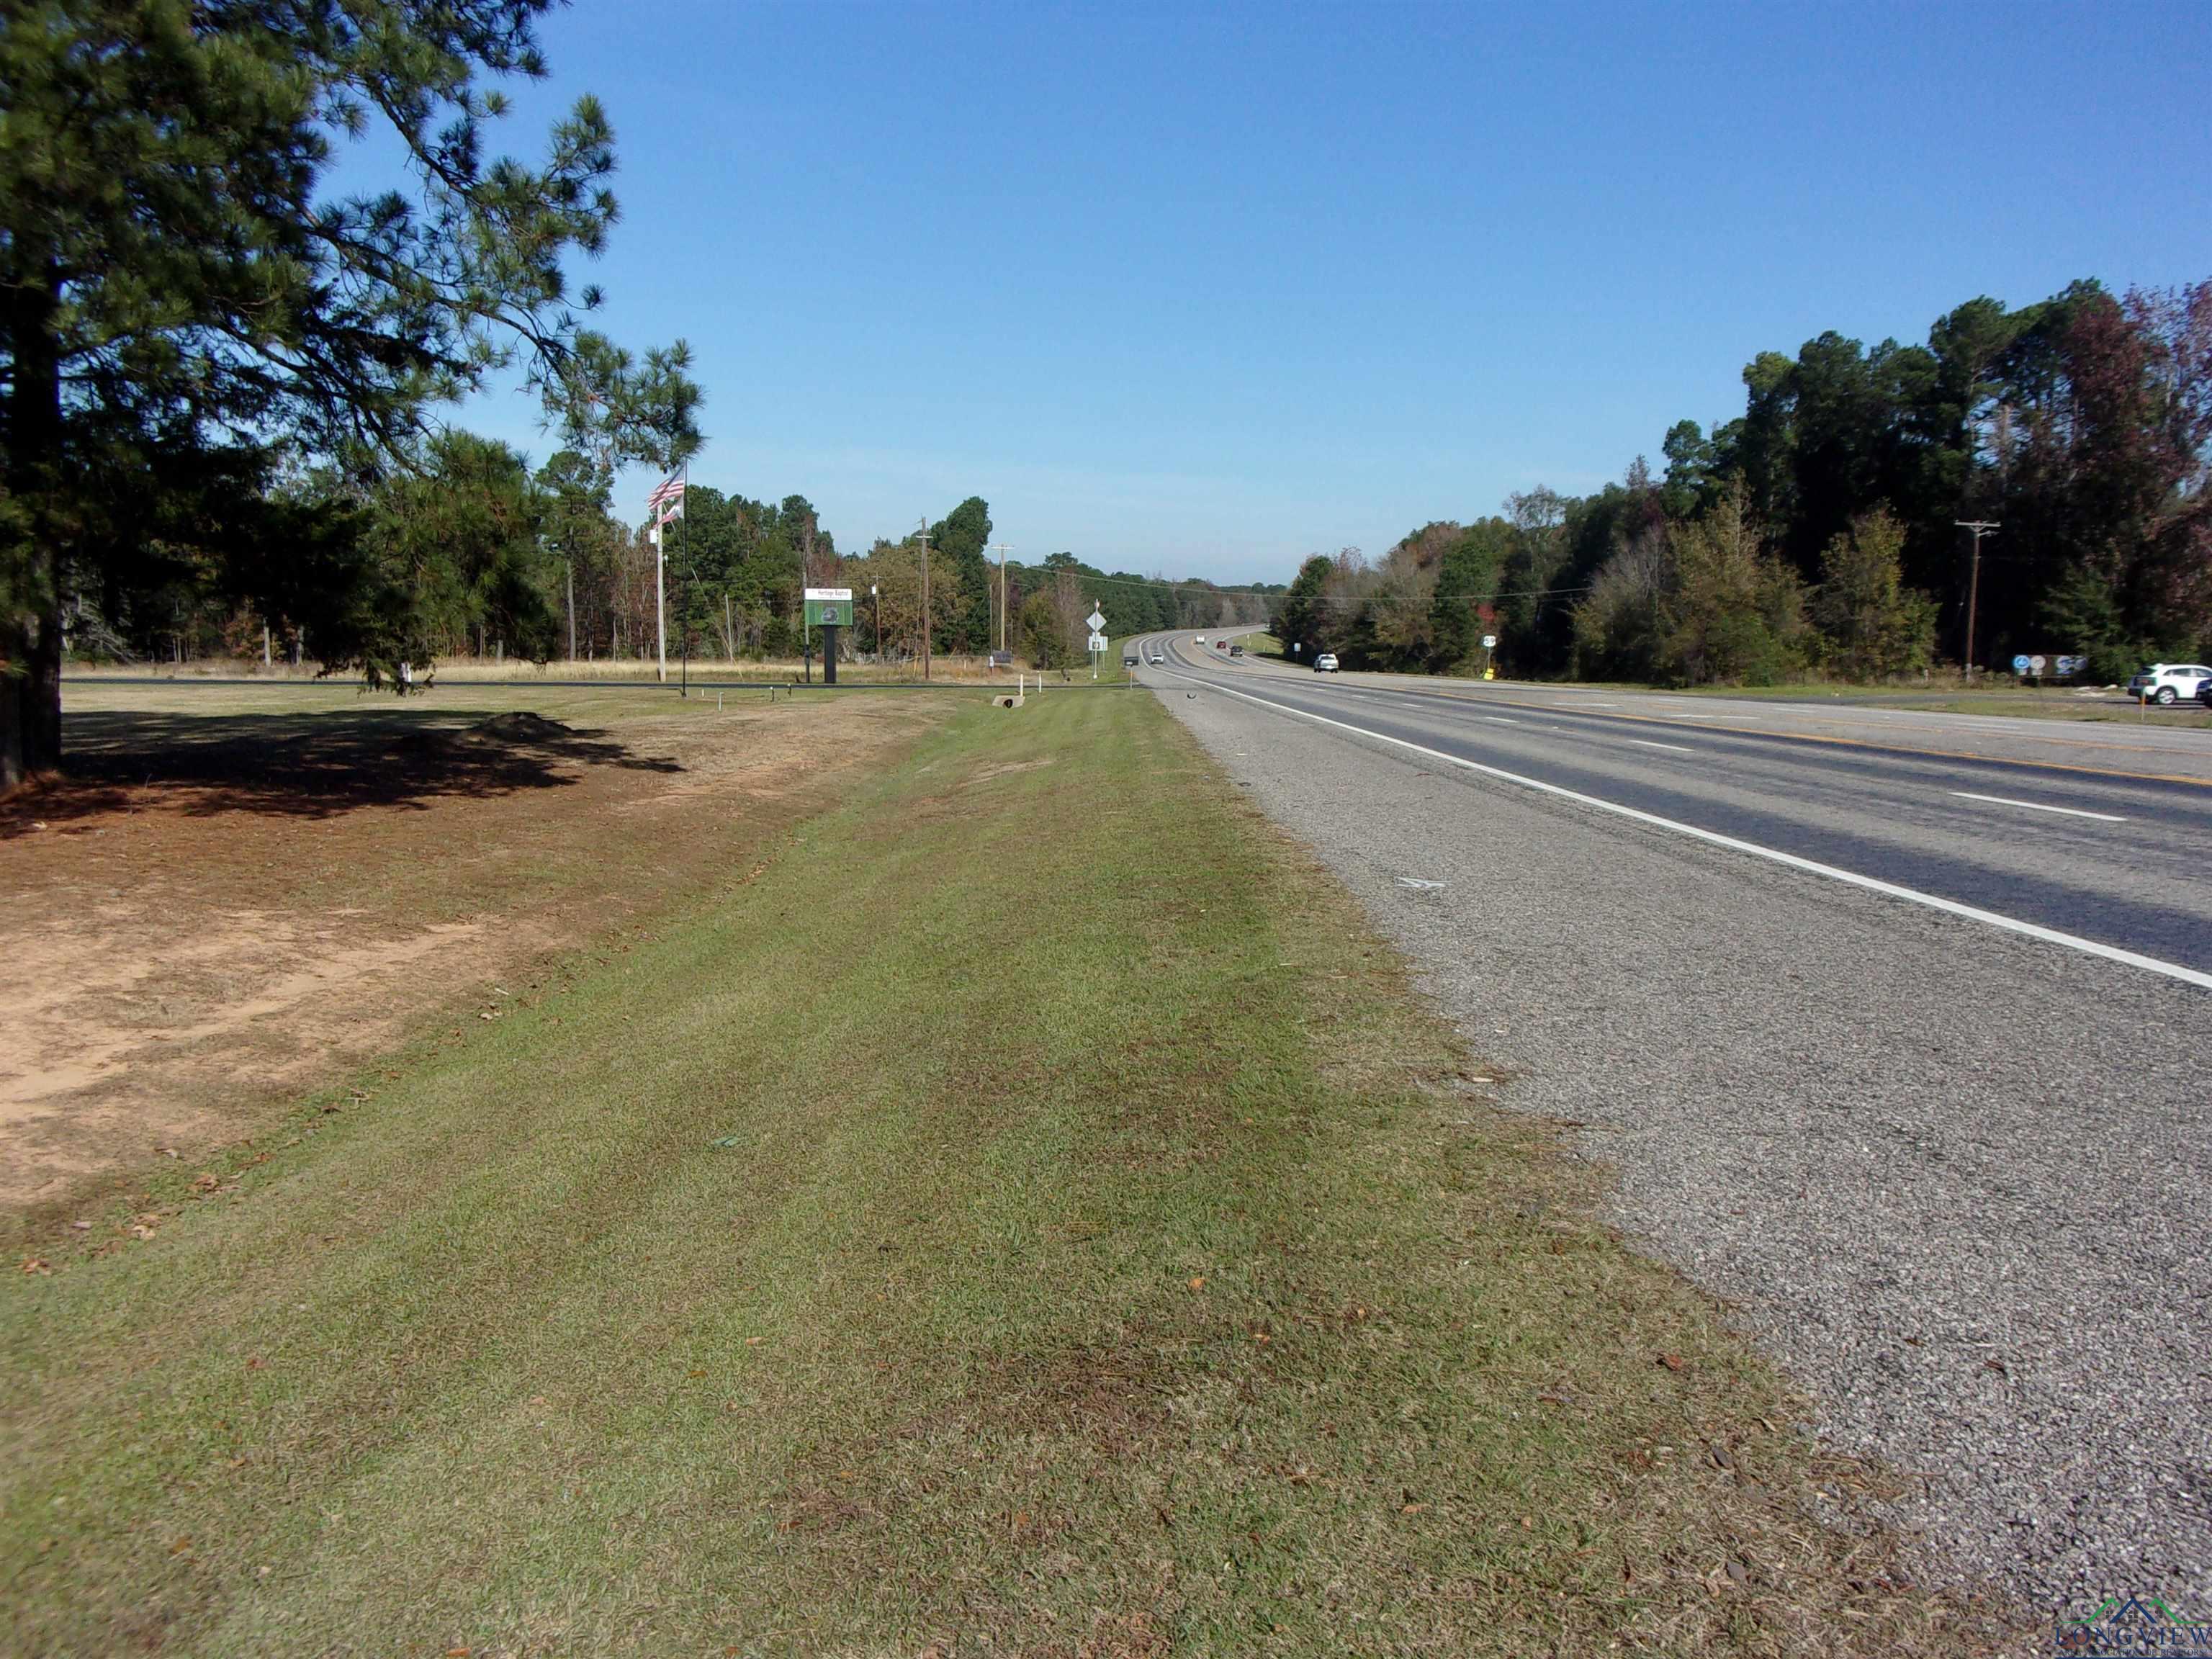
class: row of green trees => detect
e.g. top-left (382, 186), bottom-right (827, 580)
top-left (84, 457), bottom-right (1290, 680)
top-left (1281, 279), bottom-right (2211, 685)
top-left (835, 516), bottom-right (1280, 668)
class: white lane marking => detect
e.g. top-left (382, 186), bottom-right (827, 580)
top-left (1629, 739), bottom-right (1694, 754)
top-left (1167, 668), bottom-right (2212, 993)
top-left (1483, 716), bottom-right (1521, 725)
top-left (1952, 791), bottom-right (2127, 824)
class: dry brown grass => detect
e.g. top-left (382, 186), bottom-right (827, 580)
top-left (0, 680), bottom-right (943, 1220)
top-left (63, 649), bottom-right (1111, 686)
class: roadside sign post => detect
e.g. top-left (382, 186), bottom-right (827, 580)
top-left (804, 588), bottom-right (854, 688)
top-left (1087, 607), bottom-right (1107, 680)
top-left (1481, 633), bottom-right (1497, 680)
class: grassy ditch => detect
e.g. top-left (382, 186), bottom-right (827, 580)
top-left (3, 691), bottom-right (2007, 1655)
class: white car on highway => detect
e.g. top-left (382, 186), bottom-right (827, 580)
top-left (2128, 663), bottom-right (2212, 705)
top-left (1314, 652), bottom-right (1339, 673)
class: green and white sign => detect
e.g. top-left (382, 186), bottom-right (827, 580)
top-left (804, 587), bottom-right (853, 629)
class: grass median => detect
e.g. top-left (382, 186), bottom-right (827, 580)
top-left (3, 688), bottom-right (2006, 1655)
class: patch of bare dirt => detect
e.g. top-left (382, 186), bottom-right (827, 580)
top-left (0, 688), bottom-right (940, 1217)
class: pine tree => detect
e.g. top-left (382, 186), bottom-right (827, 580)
top-left (0, 1), bottom-right (701, 782)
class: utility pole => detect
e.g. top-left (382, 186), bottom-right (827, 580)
top-left (1955, 520), bottom-right (1999, 683)
top-left (566, 560), bottom-right (575, 663)
top-left (989, 542), bottom-right (1012, 655)
top-left (919, 517), bottom-right (931, 682)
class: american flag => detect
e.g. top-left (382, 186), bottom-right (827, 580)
top-left (647, 469), bottom-right (685, 526)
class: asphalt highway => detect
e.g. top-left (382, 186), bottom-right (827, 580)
top-left (1137, 628), bottom-right (2212, 1627)
top-left (1142, 631), bottom-right (2212, 983)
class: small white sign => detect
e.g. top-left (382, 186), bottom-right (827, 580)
top-left (1087, 631), bottom-right (1108, 653)
top-left (1086, 608), bottom-right (1107, 633)
top-left (804, 587), bottom-right (854, 603)
top-left (1481, 634), bottom-right (1497, 649)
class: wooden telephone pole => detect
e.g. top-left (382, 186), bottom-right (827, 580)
top-left (1955, 520), bottom-right (2000, 683)
top-left (989, 542), bottom-right (1012, 655)
top-left (919, 517), bottom-right (931, 682)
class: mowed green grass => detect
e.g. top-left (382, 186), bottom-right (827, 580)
top-left (4, 691), bottom-right (1997, 1656)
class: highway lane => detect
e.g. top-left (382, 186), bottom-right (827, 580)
top-left (1184, 637), bottom-right (2212, 783)
top-left (1140, 631), bottom-right (2212, 982)
top-left (1136, 626), bottom-right (2212, 1619)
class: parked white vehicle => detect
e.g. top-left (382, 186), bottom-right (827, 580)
top-left (2128, 663), bottom-right (2212, 705)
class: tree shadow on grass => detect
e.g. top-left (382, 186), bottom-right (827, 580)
top-left (0, 707), bottom-right (683, 835)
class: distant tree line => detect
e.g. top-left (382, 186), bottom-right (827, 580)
top-left (70, 459), bottom-right (1282, 677)
top-left (1280, 279), bottom-right (2212, 685)
top-left (840, 521), bottom-right (1277, 670)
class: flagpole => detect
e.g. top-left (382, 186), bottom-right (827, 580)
top-left (678, 460), bottom-right (691, 698)
top-left (655, 508), bottom-right (667, 685)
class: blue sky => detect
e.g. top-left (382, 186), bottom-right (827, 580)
top-left (448, 1), bottom-right (2212, 583)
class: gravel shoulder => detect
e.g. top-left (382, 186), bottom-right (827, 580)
top-left (1156, 672), bottom-right (2212, 1629)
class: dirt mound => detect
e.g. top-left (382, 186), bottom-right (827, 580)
top-left (468, 711), bottom-right (572, 744)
